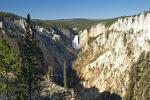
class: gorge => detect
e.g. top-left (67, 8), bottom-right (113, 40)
top-left (0, 11), bottom-right (150, 100)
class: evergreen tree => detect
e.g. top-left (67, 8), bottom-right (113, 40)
top-left (18, 14), bottom-right (41, 99)
top-left (63, 60), bottom-right (67, 88)
top-left (0, 35), bottom-right (21, 99)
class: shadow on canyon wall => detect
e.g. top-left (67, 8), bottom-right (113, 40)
top-left (0, 18), bottom-right (122, 100)
top-left (72, 70), bottom-right (122, 100)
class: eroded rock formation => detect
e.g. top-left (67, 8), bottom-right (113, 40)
top-left (74, 12), bottom-right (150, 99)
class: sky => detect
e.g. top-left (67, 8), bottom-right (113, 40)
top-left (0, 0), bottom-right (150, 20)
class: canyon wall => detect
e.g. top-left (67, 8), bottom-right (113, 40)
top-left (74, 12), bottom-right (150, 99)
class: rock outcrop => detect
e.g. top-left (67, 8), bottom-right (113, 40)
top-left (74, 12), bottom-right (150, 99)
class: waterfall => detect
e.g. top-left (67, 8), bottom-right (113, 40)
top-left (72, 35), bottom-right (79, 50)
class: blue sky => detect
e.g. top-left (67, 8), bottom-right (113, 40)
top-left (0, 0), bottom-right (150, 20)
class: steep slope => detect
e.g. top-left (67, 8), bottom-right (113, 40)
top-left (1, 11), bottom-right (150, 100)
top-left (74, 11), bottom-right (150, 99)
top-left (0, 14), bottom-right (78, 87)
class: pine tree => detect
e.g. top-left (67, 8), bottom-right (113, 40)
top-left (63, 60), bottom-right (67, 88)
top-left (0, 35), bottom-right (21, 99)
top-left (18, 14), bottom-right (41, 99)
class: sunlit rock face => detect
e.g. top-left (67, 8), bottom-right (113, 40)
top-left (74, 12), bottom-right (150, 99)
top-left (14, 19), bottom-right (26, 29)
top-left (78, 24), bottom-right (106, 49)
top-left (89, 23), bottom-right (106, 37)
top-left (0, 21), bottom-right (3, 28)
top-left (78, 29), bottom-right (89, 48)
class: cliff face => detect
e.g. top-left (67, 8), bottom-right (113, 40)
top-left (74, 12), bottom-right (150, 99)
top-left (1, 12), bottom-right (150, 99)
top-left (0, 16), bottom-right (78, 87)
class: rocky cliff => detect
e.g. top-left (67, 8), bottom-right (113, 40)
top-left (0, 11), bottom-right (150, 100)
top-left (0, 15), bottom-right (79, 88)
top-left (74, 12), bottom-right (150, 100)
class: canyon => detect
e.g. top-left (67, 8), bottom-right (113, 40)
top-left (0, 11), bottom-right (150, 100)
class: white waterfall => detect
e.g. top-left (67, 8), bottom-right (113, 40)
top-left (72, 35), bottom-right (79, 50)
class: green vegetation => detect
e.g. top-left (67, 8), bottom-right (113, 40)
top-left (33, 18), bottom-right (118, 32)
top-left (63, 60), bottom-right (67, 88)
top-left (18, 14), bottom-right (42, 99)
top-left (0, 35), bottom-right (21, 99)
top-left (125, 52), bottom-right (150, 100)
top-left (0, 11), bottom-right (22, 20)
top-left (0, 13), bottom-right (44, 99)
